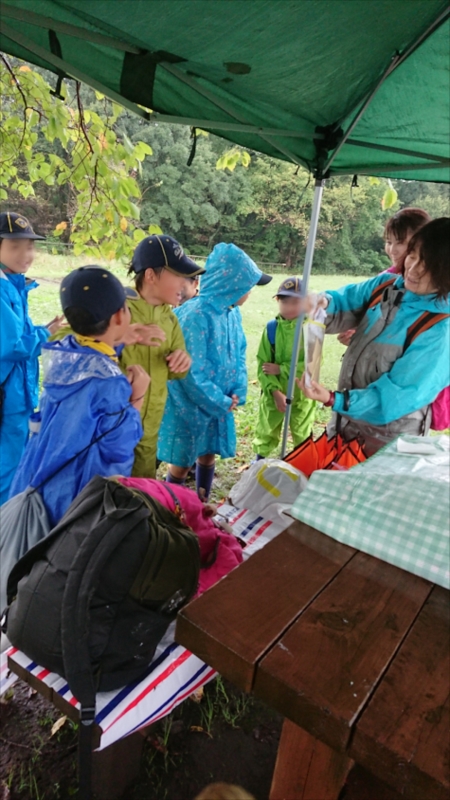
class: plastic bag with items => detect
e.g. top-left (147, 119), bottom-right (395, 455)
top-left (229, 459), bottom-right (307, 522)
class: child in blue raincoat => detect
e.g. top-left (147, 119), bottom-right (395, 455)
top-left (10, 266), bottom-right (148, 526)
top-left (0, 212), bottom-right (65, 504)
top-left (157, 243), bottom-right (272, 499)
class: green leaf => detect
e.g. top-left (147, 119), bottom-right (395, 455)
top-left (148, 224), bottom-right (163, 234)
top-left (381, 186), bottom-right (398, 210)
top-left (134, 141), bottom-right (153, 160)
top-left (240, 151), bottom-right (251, 167)
top-left (133, 228), bottom-right (148, 242)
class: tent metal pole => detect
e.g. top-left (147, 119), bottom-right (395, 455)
top-left (346, 138), bottom-right (449, 164)
top-left (322, 53), bottom-right (400, 175)
top-left (160, 62), bottom-right (308, 168)
top-left (0, 3), bottom-right (141, 53)
top-left (0, 23), bottom-right (154, 121)
top-left (280, 178), bottom-right (325, 458)
top-left (324, 6), bottom-right (450, 175)
top-left (332, 161), bottom-right (450, 175)
top-left (0, 23), bottom-right (319, 144)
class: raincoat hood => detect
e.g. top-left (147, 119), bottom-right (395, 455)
top-left (200, 243), bottom-right (264, 311)
top-left (41, 336), bottom-right (122, 402)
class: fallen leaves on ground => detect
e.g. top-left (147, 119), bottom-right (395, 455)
top-left (50, 715), bottom-right (67, 737)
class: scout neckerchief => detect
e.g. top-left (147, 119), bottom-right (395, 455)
top-left (73, 334), bottom-right (119, 363)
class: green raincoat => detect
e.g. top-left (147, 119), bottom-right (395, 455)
top-left (120, 297), bottom-right (189, 477)
top-left (253, 315), bottom-right (316, 457)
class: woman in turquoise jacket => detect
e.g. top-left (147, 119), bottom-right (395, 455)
top-left (0, 213), bottom-right (63, 503)
top-left (299, 218), bottom-right (450, 455)
top-left (157, 243), bottom-right (271, 499)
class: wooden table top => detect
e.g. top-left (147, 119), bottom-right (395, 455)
top-left (176, 520), bottom-right (449, 800)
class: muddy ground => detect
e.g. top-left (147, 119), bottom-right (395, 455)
top-left (1, 675), bottom-right (402, 800)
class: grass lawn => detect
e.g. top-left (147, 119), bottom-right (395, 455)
top-left (28, 251), bottom-right (366, 499)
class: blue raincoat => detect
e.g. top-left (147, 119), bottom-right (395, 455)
top-left (0, 269), bottom-right (49, 503)
top-left (10, 336), bottom-right (143, 526)
top-left (157, 243), bottom-right (264, 466)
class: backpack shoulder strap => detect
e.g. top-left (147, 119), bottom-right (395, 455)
top-left (266, 319), bottom-right (278, 361)
top-left (367, 276), bottom-right (397, 308)
top-left (403, 311), bottom-right (450, 353)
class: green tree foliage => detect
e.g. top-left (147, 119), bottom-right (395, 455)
top-left (0, 56), bottom-right (153, 260)
top-left (2, 55), bottom-right (447, 273)
top-left (121, 114), bottom-right (253, 252)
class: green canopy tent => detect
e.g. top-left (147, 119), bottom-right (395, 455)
top-left (1, 0), bottom-right (449, 454)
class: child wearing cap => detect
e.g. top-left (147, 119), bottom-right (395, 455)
top-left (157, 243), bottom-right (272, 500)
top-left (179, 275), bottom-right (200, 305)
top-left (9, 266), bottom-right (148, 526)
top-left (253, 277), bottom-right (316, 459)
top-left (121, 234), bottom-right (201, 478)
top-left (0, 212), bottom-right (65, 503)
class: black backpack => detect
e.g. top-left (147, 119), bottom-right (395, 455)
top-left (3, 475), bottom-right (200, 799)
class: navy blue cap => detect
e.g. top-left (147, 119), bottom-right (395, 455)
top-left (60, 266), bottom-right (138, 323)
top-left (131, 234), bottom-right (205, 277)
top-left (275, 277), bottom-right (303, 297)
top-left (0, 212), bottom-right (45, 240)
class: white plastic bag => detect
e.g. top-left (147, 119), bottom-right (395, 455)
top-left (229, 459), bottom-right (308, 522)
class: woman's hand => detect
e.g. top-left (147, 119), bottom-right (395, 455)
top-left (262, 362), bottom-right (280, 375)
top-left (272, 389), bottom-right (287, 413)
top-left (299, 293), bottom-right (329, 317)
top-left (337, 329), bottom-right (356, 346)
top-left (46, 315), bottom-right (66, 335)
top-left (296, 373), bottom-right (332, 404)
top-left (166, 349), bottom-right (191, 373)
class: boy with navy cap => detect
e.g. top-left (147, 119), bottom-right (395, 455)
top-left (252, 276), bottom-right (316, 459)
top-left (10, 266), bottom-right (148, 526)
top-left (121, 234), bottom-right (203, 478)
top-left (0, 212), bottom-right (65, 503)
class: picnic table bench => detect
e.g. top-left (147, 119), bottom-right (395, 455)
top-left (176, 519), bottom-right (450, 800)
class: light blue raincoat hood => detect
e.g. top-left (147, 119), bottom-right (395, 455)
top-left (199, 243), bottom-right (264, 311)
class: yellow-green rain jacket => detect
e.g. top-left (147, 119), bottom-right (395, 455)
top-left (253, 315), bottom-right (316, 457)
top-left (120, 296), bottom-right (189, 477)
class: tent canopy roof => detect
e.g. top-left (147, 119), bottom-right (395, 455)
top-left (1, 0), bottom-right (449, 182)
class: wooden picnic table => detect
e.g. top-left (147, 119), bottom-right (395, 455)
top-left (176, 519), bottom-right (449, 800)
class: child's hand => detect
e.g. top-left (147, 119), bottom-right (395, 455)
top-left (46, 315), bottom-right (66, 335)
top-left (120, 323), bottom-right (166, 346)
top-left (126, 365), bottom-right (151, 410)
top-left (202, 503), bottom-right (218, 518)
top-left (337, 329), bottom-right (356, 347)
top-left (166, 349), bottom-right (191, 374)
top-left (272, 389), bottom-right (287, 413)
top-left (135, 324), bottom-right (166, 346)
top-left (228, 394), bottom-right (239, 411)
top-left (262, 362), bottom-right (280, 375)
top-left (296, 373), bottom-right (331, 404)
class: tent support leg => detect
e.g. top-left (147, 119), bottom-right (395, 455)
top-left (280, 178), bottom-right (325, 458)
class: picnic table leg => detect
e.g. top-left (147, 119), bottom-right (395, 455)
top-left (270, 719), bottom-right (354, 800)
top-left (91, 731), bottom-right (144, 800)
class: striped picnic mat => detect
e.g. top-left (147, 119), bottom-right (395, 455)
top-left (0, 504), bottom-right (287, 749)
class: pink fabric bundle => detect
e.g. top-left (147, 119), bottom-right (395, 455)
top-left (118, 477), bottom-right (243, 595)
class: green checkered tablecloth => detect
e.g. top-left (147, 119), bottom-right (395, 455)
top-left (291, 435), bottom-right (450, 589)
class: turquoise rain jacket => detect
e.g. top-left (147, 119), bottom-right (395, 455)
top-left (10, 336), bottom-right (143, 526)
top-left (0, 269), bottom-right (50, 503)
top-left (324, 273), bottom-right (450, 451)
top-left (157, 243), bottom-right (264, 466)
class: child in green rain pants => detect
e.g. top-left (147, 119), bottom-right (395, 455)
top-left (121, 234), bottom-right (205, 477)
top-left (253, 277), bottom-right (316, 458)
